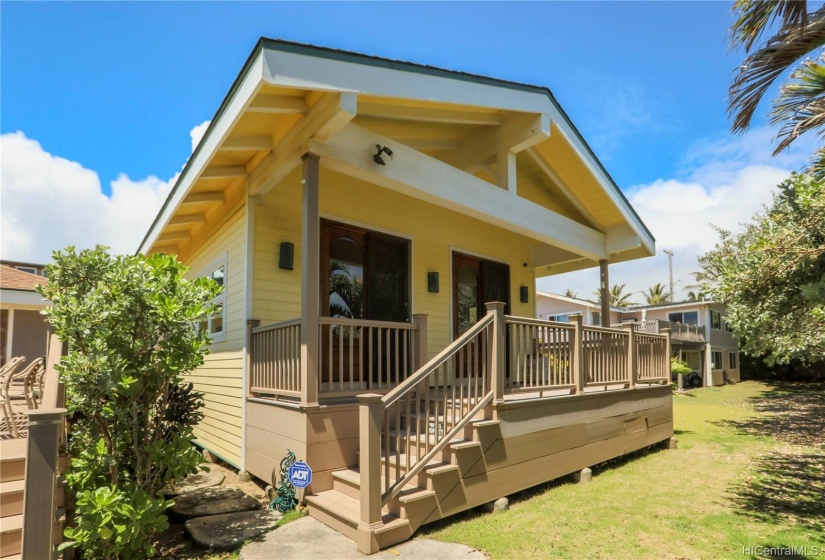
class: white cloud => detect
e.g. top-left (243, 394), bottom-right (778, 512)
top-left (0, 131), bottom-right (178, 262)
top-left (190, 120), bottom-right (211, 153)
top-left (537, 128), bottom-right (812, 303)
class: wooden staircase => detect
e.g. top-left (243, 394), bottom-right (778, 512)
top-left (0, 439), bottom-right (26, 559)
top-left (307, 408), bottom-right (500, 551)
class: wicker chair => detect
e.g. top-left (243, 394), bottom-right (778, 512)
top-left (1, 357), bottom-right (44, 438)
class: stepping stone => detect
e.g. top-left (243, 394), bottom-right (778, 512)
top-left (164, 468), bottom-right (225, 496)
top-left (170, 486), bottom-right (260, 519)
top-left (185, 510), bottom-right (282, 550)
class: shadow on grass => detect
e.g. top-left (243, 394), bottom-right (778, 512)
top-left (717, 382), bottom-right (825, 448)
top-left (673, 429), bottom-right (693, 436)
top-left (729, 450), bottom-right (825, 535)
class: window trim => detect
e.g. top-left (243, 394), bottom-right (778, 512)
top-left (15, 266), bottom-right (38, 275)
top-left (197, 253), bottom-right (227, 343)
top-left (710, 310), bottom-right (722, 330)
top-left (668, 310), bottom-right (699, 326)
top-left (729, 352), bottom-right (737, 370)
top-left (711, 350), bottom-right (723, 370)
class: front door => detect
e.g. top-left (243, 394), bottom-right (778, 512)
top-left (452, 253), bottom-right (510, 379)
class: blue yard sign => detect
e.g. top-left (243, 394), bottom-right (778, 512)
top-left (288, 461), bottom-right (312, 488)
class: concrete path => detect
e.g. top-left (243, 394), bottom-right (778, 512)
top-left (241, 516), bottom-right (486, 560)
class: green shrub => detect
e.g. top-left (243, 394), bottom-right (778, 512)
top-left (39, 247), bottom-right (222, 559)
top-left (671, 357), bottom-right (692, 375)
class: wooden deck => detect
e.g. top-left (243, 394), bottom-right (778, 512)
top-left (0, 436), bottom-right (27, 559)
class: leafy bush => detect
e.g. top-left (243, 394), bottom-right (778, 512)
top-left (39, 247), bottom-right (222, 559)
top-left (671, 357), bottom-right (692, 375)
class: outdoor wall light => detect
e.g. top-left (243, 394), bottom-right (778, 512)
top-left (427, 272), bottom-right (439, 293)
top-left (520, 285), bottom-right (529, 303)
top-left (279, 242), bottom-right (294, 270)
top-left (373, 144), bottom-right (393, 165)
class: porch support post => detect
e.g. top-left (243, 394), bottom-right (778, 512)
top-left (623, 323), bottom-right (636, 389)
top-left (22, 408), bottom-right (66, 560)
top-left (246, 319), bottom-right (260, 397)
top-left (485, 302), bottom-right (506, 405)
top-left (300, 152), bottom-right (320, 408)
top-left (599, 259), bottom-right (610, 327)
top-left (357, 394), bottom-right (383, 554)
top-left (412, 314), bottom-right (428, 371)
top-left (663, 328), bottom-right (673, 385)
top-left (571, 315), bottom-right (584, 393)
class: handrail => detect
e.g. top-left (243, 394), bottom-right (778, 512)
top-left (251, 317), bottom-right (301, 334)
top-left (504, 316), bottom-right (574, 329)
top-left (318, 316), bottom-right (418, 330)
top-left (381, 313), bottom-right (493, 408)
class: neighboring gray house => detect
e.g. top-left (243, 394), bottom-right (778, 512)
top-left (536, 292), bottom-right (740, 387)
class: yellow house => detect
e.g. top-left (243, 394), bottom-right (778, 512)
top-left (139, 39), bottom-right (673, 552)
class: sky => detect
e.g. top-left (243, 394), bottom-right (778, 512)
top-left (1, 1), bottom-right (816, 302)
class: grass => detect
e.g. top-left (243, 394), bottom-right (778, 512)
top-left (420, 382), bottom-right (825, 559)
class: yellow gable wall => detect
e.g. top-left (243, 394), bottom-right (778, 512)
top-left (254, 167), bottom-right (536, 357)
top-left (178, 198), bottom-right (247, 467)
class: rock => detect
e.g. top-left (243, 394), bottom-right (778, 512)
top-left (237, 470), bottom-right (252, 482)
top-left (186, 509), bottom-right (282, 550)
top-left (574, 467), bottom-right (592, 483)
top-left (493, 497), bottom-right (509, 511)
top-left (171, 486), bottom-right (260, 519)
top-left (668, 437), bottom-right (678, 449)
top-left (164, 468), bottom-right (225, 497)
top-left (203, 449), bottom-right (219, 463)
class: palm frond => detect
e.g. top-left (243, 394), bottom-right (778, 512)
top-left (809, 146), bottom-right (825, 178)
top-left (729, 7), bottom-right (825, 133)
top-left (730, 0), bottom-right (810, 52)
top-left (772, 54), bottom-right (825, 151)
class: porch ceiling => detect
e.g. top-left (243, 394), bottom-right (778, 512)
top-left (139, 39), bottom-right (655, 270)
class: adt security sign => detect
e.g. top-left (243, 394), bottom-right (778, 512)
top-left (288, 461), bottom-right (312, 489)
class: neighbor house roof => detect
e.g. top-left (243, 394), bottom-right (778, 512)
top-left (536, 291), bottom-right (718, 313)
top-left (536, 291), bottom-right (625, 312)
top-left (0, 265), bottom-right (47, 292)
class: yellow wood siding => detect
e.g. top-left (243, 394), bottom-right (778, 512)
top-left (254, 167), bottom-right (536, 359)
top-left (178, 201), bottom-right (247, 467)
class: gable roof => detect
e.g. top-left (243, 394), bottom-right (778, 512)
top-left (139, 38), bottom-right (655, 266)
top-left (0, 265), bottom-right (47, 292)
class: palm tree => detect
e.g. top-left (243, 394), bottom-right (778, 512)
top-left (643, 283), bottom-right (671, 305)
top-left (564, 289), bottom-right (578, 298)
top-left (728, 0), bottom-right (825, 176)
top-left (592, 283), bottom-right (635, 308)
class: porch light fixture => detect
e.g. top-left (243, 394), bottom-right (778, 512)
top-left (427, 272), bottom-right (439, 293)
top-left (520, 286), bottom-right (529, 303)
top-left (373, 144), bottom-right (393, 166)
top-left (279, 242), bottom-right (294, 270)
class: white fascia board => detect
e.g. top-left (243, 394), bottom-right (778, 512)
top-left (138, 51), bottom-right (265, 254)
top-left (310, 124), bottom-right (607, 261)
top-left (0, 289), bottom-right (49, 307)
top-left (261, 49), bottom-right (550, 114)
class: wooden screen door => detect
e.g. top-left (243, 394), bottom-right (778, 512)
top-left (452, 253), bottom-right (510, 381)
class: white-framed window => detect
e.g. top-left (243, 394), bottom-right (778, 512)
top-left (712, 351), bottom-right (723, 370)
top-left (16, 266), bottom-right (37, 275)
top-left (729, 353), bottom-right (737, 369)
top-left (710, 310), bottom-right (722, 330)
top-left (548, 312), bottom-right (581, 323)
top-left (725, 320), bottom-right (734, 333)
top-left (669, 311), bottom-right (699, 325)
top-left (592, 311), bottom-right (601, 326)
top-left (197, 256), bottom-right (226, 342)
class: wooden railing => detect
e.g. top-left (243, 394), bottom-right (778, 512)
top-left (318, 317), bottom-right (423, 397)
top-left (581, 325), bottom-right (630, 387)
top-left (358, 302), bottom-right (504, 538)
top-left (506, 317), bottom-right (575, 392)
top-left (22, 333), bottom-right (67, 559)
top-left (249, 318), bottom-right (302, 398)
top-left (618, 320), bottom-right (705, 343)
top-left (636, 331), bottom-right (670, 382)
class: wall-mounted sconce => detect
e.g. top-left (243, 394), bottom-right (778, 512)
top-left (520, 285), bottom-right (529, 303)
top-left (373, 144), bottom-right (393, 166)
top-left (279, 242), bottom-right (294, 270)
top-left (427, 272), bottom-right (439, 293)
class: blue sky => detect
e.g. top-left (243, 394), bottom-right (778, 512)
top-left (1, 2), bottom-right (814, 300)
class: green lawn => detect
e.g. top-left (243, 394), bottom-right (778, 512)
top-left (421, 382), bottom-right (825, 559)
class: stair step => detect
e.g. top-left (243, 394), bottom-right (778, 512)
top-left (331, 468), bottom-right (436, 510)
top-left (0, 480), bottom-right (25, 518)
top-left (0, 514), bottom-right (22, 558)
top-left (307, 490), bottom-right (409, 544)
top-left (0, 440), bottom-right (26, 484)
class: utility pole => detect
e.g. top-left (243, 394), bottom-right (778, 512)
top-left (663, 249), bottom-right (674, 302)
